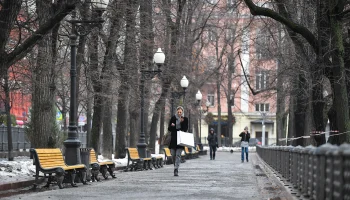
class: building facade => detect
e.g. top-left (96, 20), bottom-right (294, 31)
top-left (198, 0), bottom-right (277, 146)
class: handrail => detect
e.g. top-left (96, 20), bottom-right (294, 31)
top-left (256, 143), bottom-right (350, 199)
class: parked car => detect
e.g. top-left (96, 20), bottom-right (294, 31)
top-left (249, 138), bottom-right (261, 146)
top-left (232, 140), bottom-right (241, 147)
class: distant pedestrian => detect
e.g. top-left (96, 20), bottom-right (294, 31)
top-left (239, 126), bottom-right (250, 163)
top-left (207, 128), bottom-right (218, 160)
top-left (168, 106), bottom-right (188, 176)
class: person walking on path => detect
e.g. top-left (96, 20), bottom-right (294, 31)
top-left (168, 106), bottom-right (188, 176)
top-left (239, 126), bottom-right (250, 163)
top-left (207, 128), bottom-right (218, 160)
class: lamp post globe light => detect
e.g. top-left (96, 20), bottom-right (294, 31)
top-left (63, 0), bottom-right (108, 165)
top-left (205, 100), bottom-right (211, 111)
top-left (137, 48), bottom-right (165, 158)
top-left (195, 90), bottom-right (202, 144)
top-left (170, 76), bottom-right (189, 116)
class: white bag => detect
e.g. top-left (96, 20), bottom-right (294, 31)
top-left (177, 131), bottom-right (195, 148)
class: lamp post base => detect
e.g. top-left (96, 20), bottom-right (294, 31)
top-left (137, 142), bottom-right (147, 158)
top-left (64, 138), bottom-right (81, 165)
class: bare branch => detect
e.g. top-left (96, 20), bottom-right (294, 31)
top-left (243, 0), bottom-right (319, 53)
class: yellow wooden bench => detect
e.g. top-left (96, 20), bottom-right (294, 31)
top-left (30, 148), bottom-right (87, 189)
top-left (184, 146), bottom-right (198, 159)
top-left (184, 147), bottom-right (192, 159)
top-left (163, 147), bottom-right (173, 164)
top-left (163, 147), bottom-right (186, 163)
top-left (89, 149), bottom-right (116, 181)
top-left (125, 148), bottom-right (152, 171)
top-left (196, 144), bottom-right (207, 155)
top-left (152, 155), bottom-right (164, 168)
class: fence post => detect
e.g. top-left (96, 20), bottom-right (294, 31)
top-left (332, 143), bottom-right (350, 200)
top-left (314, 143), bottom-right (335, 200)
top-left (276, 146), bottom-right (281, 174)
top-left (325, 144), bottom-right (339, 200)
top-left (343, 147), bottom-right (350, 200)
top-left (295, 145), bottom-right (304, 193)
top-left (302, 145), bottom-right (315, 198)
top-left (308, 146), bottom-right (317, 199)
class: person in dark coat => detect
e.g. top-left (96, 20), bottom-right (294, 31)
top-left (207, 128), bottom-right (218, 160)
top-left (239, 126), bottom-right (250, 162)
top-left (168, 106), bottom-right (188, 176)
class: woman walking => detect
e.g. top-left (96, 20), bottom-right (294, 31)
top-left (168, 106), bottom-right (188, 176)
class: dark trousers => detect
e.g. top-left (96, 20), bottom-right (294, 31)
top-left (209, 146), bottom-right (217, 159)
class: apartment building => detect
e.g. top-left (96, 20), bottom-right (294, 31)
top-left (198, 0), bottom-right (277, 146)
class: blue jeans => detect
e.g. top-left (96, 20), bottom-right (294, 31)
top-left (241, 147), bottom-right (248, 161)
top-left (170, 148), bottom-right (183, 170)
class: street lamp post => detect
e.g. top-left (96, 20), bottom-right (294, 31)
top-left (170, 76), bottom-right (189, 116)
top-left (64, 0), bottom-right (108, 165)
top-left (195, 90), bottom-right (202, 144)
top-left (137, 48), bottom-right (165, 158)
top-left (261, 112), bottom-right (266, 146)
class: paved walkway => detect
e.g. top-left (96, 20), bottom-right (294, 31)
top-left (2, 152), bottom-right (294, 200)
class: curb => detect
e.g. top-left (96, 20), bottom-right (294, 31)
top-left (0, 179), bottom-right (37, 191)
top-left (0, 166), bottom-right (127, 194)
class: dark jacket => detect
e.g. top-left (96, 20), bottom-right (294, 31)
top-left (167, 115), bottom-right (188, 149)
top-left (239, 131), bottom-right (250, 142)
top-left (207, 132), bottom-right (218, 146)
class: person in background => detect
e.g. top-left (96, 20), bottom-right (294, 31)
top-left (168, 106), bottom-right (188, 176)
top-left (207, 128), bottom-right (218, 160)
top-left (239, 126), bottom-right (250, 163)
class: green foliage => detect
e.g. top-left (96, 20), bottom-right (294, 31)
top-left (0, 114), bottom-right (17, 126)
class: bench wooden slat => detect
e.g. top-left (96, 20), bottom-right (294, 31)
top-left (30, 148), bottom-right (87, 189)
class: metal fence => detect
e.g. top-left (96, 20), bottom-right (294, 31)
top-left (256, 143), bottom-right (350, 200)
top-left (0, 127), bottom-right (88, 151)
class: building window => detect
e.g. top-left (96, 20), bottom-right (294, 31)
top-left (226, 26), bottom-right (236, 42)
top-left (241, 29), bottom-right (249, 54)
top-left (207, 93), bottom-right (215, 106)
top-left (256, 69), bottom-right (269, 90)
top-left (256, 28), bottom-right (273, 59)
top-left (208, 30), bottom-right (216, 41)
top-left (230, 95), bottom-right (234, 106)
top-left (255, 103), bottom-right (269, 112)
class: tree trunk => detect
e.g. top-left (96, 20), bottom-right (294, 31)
top-left (216, 73), bottom-right (222, 146)
top-left (4, 75), bottom-right (13, 161)
top-left (159, 103), bottom-right (166, 153)
top-left (329, 0), bottom-right (350, 143)
top-left (91, 93), bottom-right (102, 153)
top-left (31, 1), bottom-right (57, 148)
top-left (89, 23), bottom-right (103, 153)
top-left (140, 0), bottom-right (154, 145)
top-left (100, 0), bottom-right (124, 158)
top-left (102, 100), bottom-right (113, 159)
top-left (86, 82), bottom-right (93, 147)
top-left (115, 80), bottom-right (128, 158)
top-left (149, 85), bottom-right (169, 153)
top-left (126, 0), bottom-right (139, 148)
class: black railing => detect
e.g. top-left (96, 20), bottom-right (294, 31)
top-left (256, 143), bottom-right (350, 200)
top-left (0, 127), bottom-right (88, 151)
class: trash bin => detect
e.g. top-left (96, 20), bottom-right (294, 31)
top-left (80, 148), bottom-right (91, 181)
top-left (198, 144), bottom-right (203, 151)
